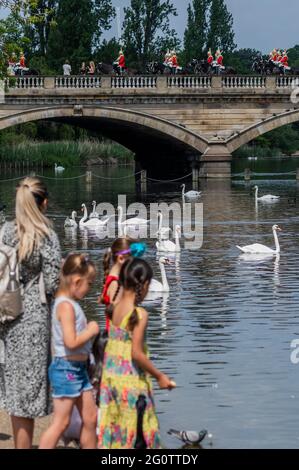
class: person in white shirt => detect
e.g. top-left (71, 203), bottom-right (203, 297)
top-left (63, 60), bottom-right (72, 76)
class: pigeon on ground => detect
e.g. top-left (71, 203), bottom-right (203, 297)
top-left (168, 429), bottom-right (208, 445)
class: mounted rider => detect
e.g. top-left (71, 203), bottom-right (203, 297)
top-left (19, 52), bottom-right (26, 69)
top-left (7, 53), bottom-right (17, 76)
top-left (170, 51), bottom-right (182, 74)
top-left (114, 49), bottom-right (126, 75)
top-left (214, 48), bottom-right (225, 74)
top-left (281, 50), bottom-right (291, 71)
top-left (207, 48), bottom-right (214, 67)
top-left (163, 49), bottom-right (171, 68)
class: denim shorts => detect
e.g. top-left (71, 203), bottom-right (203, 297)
top-left (49, 357), bottom-right (93, 399)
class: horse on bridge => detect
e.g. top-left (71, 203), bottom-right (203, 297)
top-left (96, 62), bottom-right (140, 76)
top-left (189, 59), bottom-right (236, 76)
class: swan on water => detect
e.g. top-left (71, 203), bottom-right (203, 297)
top-left (156, 225), bottom-right (181, 253)
top-left (237, 224), bottom-right (282, 254)
top-left (254, 185), bottom-right (280, 202)
top-left (181, 184), bottom-right (202, 200)
top-left (149, 257), bottom-right (170, 293)
top-left (156, 211), bottom-right (171, 240)
top-left (64, 211), bottom-right (77, 228)
top-left (80, 204), bottom-right (111, 228)
top-left (118, 206), bottom-right (150, 228)
top-left (89, 201), bottom-right (99, 219)
top-left (55, 163), bottom-right (65, 173)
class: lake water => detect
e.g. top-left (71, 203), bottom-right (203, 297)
top-left (1, 156), bottom-right (299, 449)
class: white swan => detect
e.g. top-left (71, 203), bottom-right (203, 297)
top-left (64, 211), bottom-right (77, 228)
top-left (149, 258), bottom-right (170, 293)
top-left (118, 206), bottom-right (150, 227)
top-left (254, 185), bottom-right (280, 202)
top-left (156, 211), bottom-right (171, 240)
top-left (181, 184), bottom-right (202, 200)
top-left (237, 224), bottom-right (282, 254)
top-left (156, 225), bottom-right (181, 253)
top-left (79, 204), bottom-right (111, 228)
top-left (55, 163), bottom-right (65, 173)
top-left (89, 201), bottom-right (99, 220)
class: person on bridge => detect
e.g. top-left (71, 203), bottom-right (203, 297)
top-left (19, 52), bottom-right (26, 68)
top-left (163, 49), bottom-right (171, 67)
top-left (7, 53), bottom-right (17, 76)
top-left (63, 60), bottom-right (72, 76)
top-left (276, 50), bottom-right (282, 63)
top-left (88, 61), bottom-right (95, 75)
top-left (281, 50), bottom-right (291, 71)
top-left (114, 49), bottom-right (126, 75)
top-left (207, 49), bottom-right (214, 67)
top-left (216, 48), bottom-right (224, 67)
top-left (170, 51), bottom-right (182, 74)
top-left (270, 49), bottom-right (277, 63)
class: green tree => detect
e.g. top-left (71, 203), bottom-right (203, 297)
top-left (226, 48), bottom-right (262, 74)
top-left (47, 0), bottom-right (114, 72)
top-left (25, 0), bottom-right (58, 56)
top-left (122, 0), bottom-right (180, 69)
top-left (183, 0), bottom-right (210, 63)
top-left (94, 38), bottom-right (121, 65)
top-left (206, 0), bottom-right (236, 54)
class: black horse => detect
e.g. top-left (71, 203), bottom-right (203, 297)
top-left (190, 58), bottom-right (236, 75)
top-left (252, 57), bottom-right (265, 75)
top-left (265, 60), bottom-right (292, 75)
top-left (14, 66), bottom-right (40, 76)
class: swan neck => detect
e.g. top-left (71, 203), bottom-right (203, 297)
top-left (160, 261), bottom-right (169, 290)
top-left (273, 229), bottom-right (280, 253)
top-left (175, 229), bottom-right (180, 249)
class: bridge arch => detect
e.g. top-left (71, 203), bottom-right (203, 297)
top-left (227, 108), bottom-right (299, 153)
top-left (0, 105), bottom-right (209, 156)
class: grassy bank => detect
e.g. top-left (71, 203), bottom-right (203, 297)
top-left (0, 139), bottom-right (134, 167)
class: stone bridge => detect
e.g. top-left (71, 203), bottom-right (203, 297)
top-left (1, 74), bottom-right (299, 177)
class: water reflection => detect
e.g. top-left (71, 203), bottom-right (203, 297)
top-left (1, 163), bottom-right (299, 448)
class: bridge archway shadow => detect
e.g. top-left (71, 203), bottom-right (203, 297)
top-left (0, 106), bottom-right (206, 178)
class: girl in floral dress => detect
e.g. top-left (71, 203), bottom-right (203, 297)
top-left (98, 258), bottom-right (176, 449)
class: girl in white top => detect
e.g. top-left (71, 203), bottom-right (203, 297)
top-left (39, 253), bottom-right (99, 449)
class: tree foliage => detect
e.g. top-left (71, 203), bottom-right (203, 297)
top-left (122, 0), bottom-right (180, 68)
top-left (183, 0), bottom-right (210, 63)
top-left (46, 0), bottom-right (114, 72)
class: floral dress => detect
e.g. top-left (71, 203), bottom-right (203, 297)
top-left (98, 309), bottom-right (162, 449)
top-left (0, 221), bottom-right (61, 418)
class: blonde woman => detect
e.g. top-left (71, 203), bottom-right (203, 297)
top-left (0, 177), bottom-right (61, 449)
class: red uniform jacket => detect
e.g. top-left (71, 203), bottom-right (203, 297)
top-left (119, 54), bottom-right (125, 68)
top-left (20, 57), bottom-right (25, 67)
top-left (281, 56), bottom-right (289, 66)
top-left (207, 56), bottom-right (213, 65)
top-left (217, 55), bottom-right (223, 66)
top-left (172, 56), bottom-right (178, 67)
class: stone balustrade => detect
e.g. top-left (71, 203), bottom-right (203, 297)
top-left (4, 75), bottom-right (299, 91)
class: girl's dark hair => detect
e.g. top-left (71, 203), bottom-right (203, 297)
top-left (102, 237), bottom-right (136, 296)
top-left (107, 258), bottom-right (153, 331)
top-left (62, 253), bottom-right (96, 278)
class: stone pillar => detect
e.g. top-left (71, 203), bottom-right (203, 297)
top-left (44, 77), bottom-right (55, 89)
top-left (199, 145), bottom-right (232, 179)
top-left (211, 76), bottom-right (222, 89)
top-left (101, 76), bottom-right (112, 89)
top-left (265, 76), bottom-right (276, 90)
top-left (156, 76), bottom-right (168, 91)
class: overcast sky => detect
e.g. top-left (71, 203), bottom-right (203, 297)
top-left (0, 0), bottom-right (298, 53)
top-left (109, 0), bottom-right (299, 53)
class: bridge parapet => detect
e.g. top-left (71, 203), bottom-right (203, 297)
top-left (5, 75), bottom-right (299, 92)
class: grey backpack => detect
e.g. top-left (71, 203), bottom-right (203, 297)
top-left (0, 224), bottom-right (46, 323)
